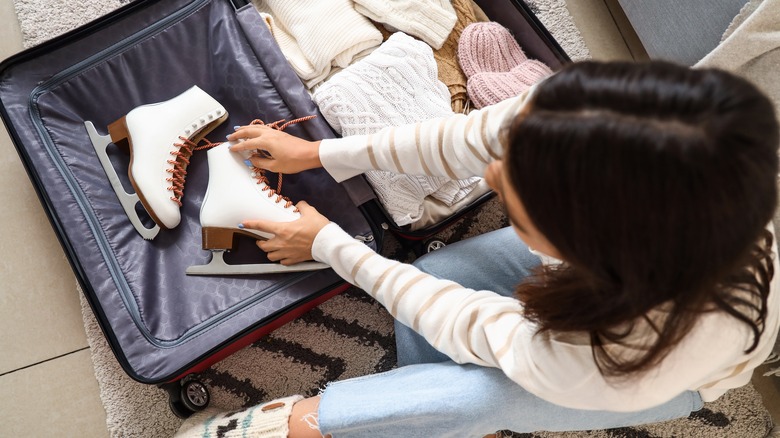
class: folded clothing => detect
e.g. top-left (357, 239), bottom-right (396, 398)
top-left (256, 0), bottom-right (383, 88)
top-left (433, 0), bottom-right (483, 113)
top-left (313, 32), bottom-right (481, 226)
top-left (353, 0), bottom-right (458, 50)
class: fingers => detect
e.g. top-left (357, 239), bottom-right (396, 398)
top-left (246, 223), bottom-right (305, 264)
top-left (226, 126), bottom-right (274, 152)
top-left (247, 155), bottom-right (277, 172)
top-left (295, 200), bottom-right (317, 215)
top-left (227, 135), bottom-right (267, 153)
top-left (256, 241), bottom-right (306, 266)
top-left (241, 219), bottom-right (280, 235)
top-left (248, 206), bottom-right (324, 266)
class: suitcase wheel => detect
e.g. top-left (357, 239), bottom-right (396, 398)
top-left (161, 378), bottom-right (211, 419)
top-left (180, 379), bottom-right (210, 412)
top-left (424, 239), bottom-right (447, 253)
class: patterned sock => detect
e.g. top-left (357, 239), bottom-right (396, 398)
top-left (174, 395), bottom-right (304, 438)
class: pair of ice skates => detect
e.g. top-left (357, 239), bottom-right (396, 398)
top-left (85, 86), bottom-right (327, 275)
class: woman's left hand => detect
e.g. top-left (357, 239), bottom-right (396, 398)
top-left (242, 201), bottom-right (330, 265)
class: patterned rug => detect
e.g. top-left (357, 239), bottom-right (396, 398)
top-left (13, 0), bottom-right (775, 436)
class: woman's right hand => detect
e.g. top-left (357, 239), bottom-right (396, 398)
top-left (227, 125), bottom-right (322, 174)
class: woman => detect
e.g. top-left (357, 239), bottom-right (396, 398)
top-left (176, 60), bottom-right (779, 438)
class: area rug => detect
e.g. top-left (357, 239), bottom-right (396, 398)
top-left (13, 0), bottom-right (775, 436)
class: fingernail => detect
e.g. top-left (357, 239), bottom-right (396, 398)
top-left (237, 223), bottom-right (245, 229)
top-left (225, 134), bottom-right (232, 140)
top-left (244, 159), bottom-right (252, 166)
top-left (233, 125), bottom-right (241, 130)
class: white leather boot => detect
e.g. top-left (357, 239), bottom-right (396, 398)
top-left (199, 141), bottom-right (301, 247)
top-left (107, 85), bottom-right (227, 231)
top-left (187, 141), bottom-right (328, 275)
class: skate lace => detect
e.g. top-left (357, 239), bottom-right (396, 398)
top-left (166, 137), bottom-right (220, 205)
top-left (247, 115), bottom-right (317, 213)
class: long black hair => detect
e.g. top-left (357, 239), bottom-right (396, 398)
top-left (507, 61), bottom-right (778, 376)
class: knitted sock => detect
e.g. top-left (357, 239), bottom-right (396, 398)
top-left (466, 59), bottom-right (553, 108)
top-left (174, 395), bottom-right (303, 438)
top-left (313, 32), bottom-right (481, 226)
top-left (256, 0), bottom-right (383, 88)
top-left (457, 22), bottom-right (528, 77)
top-left (434, 0), bottom-right (480, 113)
top-left (353, 0), bottom-right (457, 49)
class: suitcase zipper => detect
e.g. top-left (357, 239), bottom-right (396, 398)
top-left (26, 0), bottom-right (316, 347)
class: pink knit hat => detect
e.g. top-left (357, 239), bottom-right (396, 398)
top-left (458, 22), bottom-right (554, 108)
top-left (458, 22), bottom-right (527, 77)
top-left (467, 60), bottom-right (554, 109)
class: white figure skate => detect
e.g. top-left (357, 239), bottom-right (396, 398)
top-left (85, 86), bottom-right (227, 240)
top-left (186, 141), bottom-right (328, 275)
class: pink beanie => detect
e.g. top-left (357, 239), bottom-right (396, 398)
top-left (467, 60), bottom-right (553, 109)
top-left (457, 22), bottom-right (554, 108)
top-left (458, 22), bottom-right (527, 77)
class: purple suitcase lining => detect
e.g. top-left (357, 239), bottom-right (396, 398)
top-left (0, 0), bottom-right (378, 383)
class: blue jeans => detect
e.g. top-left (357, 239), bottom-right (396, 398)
top-left (318, 227), bottom-right (703, 437)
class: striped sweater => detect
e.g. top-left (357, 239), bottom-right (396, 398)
top-left (314, 91), bottom-right (780, 411)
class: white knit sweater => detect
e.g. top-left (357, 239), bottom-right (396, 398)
top-left (313, 91), bottom-right (780, 411)
top-left (313, 32), bottom-right (480, 226)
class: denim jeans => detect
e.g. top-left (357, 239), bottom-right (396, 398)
top-left (318, 227), bottom-right (703, 437)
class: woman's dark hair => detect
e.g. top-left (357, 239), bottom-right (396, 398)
top-left (507, 60), bottom-right (778, 377)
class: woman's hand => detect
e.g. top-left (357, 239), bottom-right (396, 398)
top-left (227, 125), bottom-right (322, 174)
top-left (242, 201), bottom-right (330, 266)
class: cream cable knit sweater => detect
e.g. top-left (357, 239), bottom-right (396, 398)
top-left (313, 90), bottom-right (780, 411)
top-left (255, 0), bottom-right (383, 88)
top-left (313, 32), bottom-right (480, 226)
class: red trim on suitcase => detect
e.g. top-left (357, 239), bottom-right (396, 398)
top-left (167, 283), bottom-right (352, 382)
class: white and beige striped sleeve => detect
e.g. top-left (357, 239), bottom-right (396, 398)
top-left (318, 89), bottom-right (532, 182)
top-left (311, 222), bottom-right (530, 369)
top-left (311, 220), bottom-right (604, 405)
top-left (311, 222), bottom-right (751, 412)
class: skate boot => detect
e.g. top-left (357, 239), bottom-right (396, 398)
top-left (186, 141), bottom-right (328, 275)
top-left (88, 85), bottom-right (227, 239)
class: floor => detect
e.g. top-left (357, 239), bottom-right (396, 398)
top-left (0, 1), bottom-right (775, 437)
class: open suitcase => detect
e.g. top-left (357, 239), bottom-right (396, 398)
top-left (0, 0), bottom-right (568, 418)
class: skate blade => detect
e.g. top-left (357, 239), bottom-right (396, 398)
top-left (85, 121), bottom-right (160, 240)
top-left (186, 250), bottom-right (329, 276)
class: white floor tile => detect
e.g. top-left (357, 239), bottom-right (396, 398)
top-left (0, 349), bottom-right (108, 437)
top-left (0, 122), bottom-right (87, 374)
